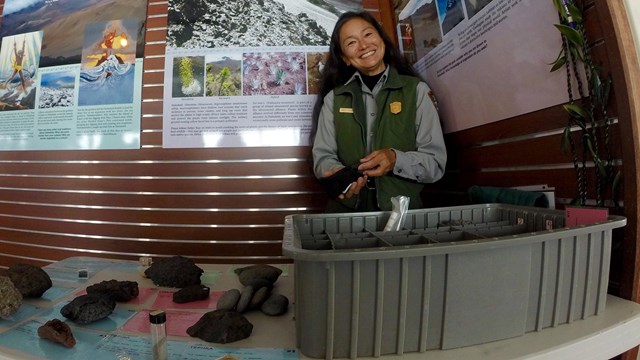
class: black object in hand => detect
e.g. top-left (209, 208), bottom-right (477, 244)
top-left (318, 166), bottom-right (364, 198)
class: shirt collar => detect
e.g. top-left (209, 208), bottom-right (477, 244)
top-left (345, 66), bottom-right (390, 88)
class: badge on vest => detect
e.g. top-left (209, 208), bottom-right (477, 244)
top-left (339, 107), bottom-right (354, 113)
top-left (390, 101), bottom-right (402, 114)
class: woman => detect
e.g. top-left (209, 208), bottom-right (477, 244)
top-left (312, 11), bottom-right (447, 212)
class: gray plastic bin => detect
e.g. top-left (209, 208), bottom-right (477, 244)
top-left (282, 204), bottom-right (626, 359)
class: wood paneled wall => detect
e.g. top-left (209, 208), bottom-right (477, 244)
top-left (0, 1), bottom-right (638, 314)
top-left (0, 0), bottom-right (388, 268)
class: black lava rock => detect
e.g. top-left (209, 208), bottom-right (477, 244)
top-left (173, 284), bottom-right (210, 304)
top-left (5, 263), bottom-right (52, 298)
top-left (86, 280), bottom-right (139, 302)
top-left (144, 256), bottom-right (203, 288)
top-left (187, 310), bottom-right (253, 344)
top-left (60, 294), bottom-right (116, 324)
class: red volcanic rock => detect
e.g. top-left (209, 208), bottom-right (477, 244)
top-left (37, 319), bottom-right (76, 348)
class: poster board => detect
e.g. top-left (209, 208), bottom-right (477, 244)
top-left (0, 0), bottom-right (146, 150)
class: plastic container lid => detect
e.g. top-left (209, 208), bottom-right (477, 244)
top-left (149, 310), bottom-right (166, 324)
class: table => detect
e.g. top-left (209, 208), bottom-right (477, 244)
top-left (1, 257), bottom-right (640, 359)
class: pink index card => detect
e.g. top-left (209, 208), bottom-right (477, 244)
top-left (151, 290), bottom-right (223, 310)
top-left (565, 206), bottom-right (609, 227)
top-left (122, 309), bottom-right (204, 337)
top-left (74, 287), bottom-right (157, 305)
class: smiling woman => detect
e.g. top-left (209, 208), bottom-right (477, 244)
top-left (311, 11), bottom-right (447, 213)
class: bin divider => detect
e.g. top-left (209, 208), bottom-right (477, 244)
top-left (568, 235), bottom-right (581, 324)
top-left (596, 231), bottom-right (612, 315)
top-left (327, 262), bottom-right (336, 360)
top-left (536, 241), bottom-right (549, 331)
top-left (552, 238), bottom-right (564, 327)
top-left (582, 234), bottom-right (594, 320)
top-left (350, 261), bottom-right (361, 359)
top-left (397, 257), bottom-right (409, 355)
top-left (420, 256), bottom-right (431, 352)
top-left (374, 259), bottom-right (385, 357)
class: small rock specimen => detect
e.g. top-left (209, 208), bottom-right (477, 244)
top-left (86, 280), bottom-right (139, 302)
top-left (5, 263), bottom-right (52, 298)
top-left (0, 276), bottom-right (22, 318)
top-left (216, 289), bottom-right (241, 310)
top-left (236, 286), bottom-right (254, 313)
top-left (187, 310), bottom-right (253, 344)
top-left (60, 294), bottom-right (116, 324)
top-left (261, 294), bottom-right (289, 316)
top-left (37, 319), bottom-right (76, 348)
top-left (173, 284), bottom-right (210, 304)
top-left (216, 286), bottom-right (288, 316)
top-left (144, 256), bottom-right (203, 288)
top-left (234, 264), bottom-right (282, 286)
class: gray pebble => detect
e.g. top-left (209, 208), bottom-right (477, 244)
top-left (261, 293), bottom-right (289, 316)
top-left (236, 286), bottom-right (253, 313)
top-left (216, 289), bottom-right (241, 310)
top-left (249, 286), bottom-right (270, 310)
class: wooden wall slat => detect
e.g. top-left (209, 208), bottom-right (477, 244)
top-left (0, 208), bottom-right (313, 226)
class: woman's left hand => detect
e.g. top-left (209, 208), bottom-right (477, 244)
top-left (358, 148), bottom-right (396, 177)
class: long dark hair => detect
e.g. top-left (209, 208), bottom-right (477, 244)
top-left (311, 11), bottom-right (421, 135)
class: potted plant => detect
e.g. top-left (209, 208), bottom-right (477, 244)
top-left (549, 0), bottom-right (621, 208)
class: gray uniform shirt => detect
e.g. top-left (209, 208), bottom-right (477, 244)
top-left (312, 68), bottom-right (447, 184)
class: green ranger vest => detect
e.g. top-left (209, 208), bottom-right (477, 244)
top-left (331, 67), bottom-right (424, 211)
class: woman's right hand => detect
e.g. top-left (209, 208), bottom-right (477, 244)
top-left (323, 167), bottom-right (367, 199)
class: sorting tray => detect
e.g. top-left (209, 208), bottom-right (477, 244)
top-left (282, 204), bottom-right (627, 359)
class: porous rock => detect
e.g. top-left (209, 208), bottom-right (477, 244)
top-left (60, 294), bottom-right (116, 324)
top-left (86, 280), bottom-right (139, 302)
top-left (37, 319), bottom-right (76, 348)
top-left (187, 310), bottom-right (253, 344)
top-left (216, 289), bottom-right (241, 310)
top-left (0, 276), bottom-right (22, 318)
top-left (234, 264), bottom-right (282, 286)
top-left (173, 284), bottom-right (210, 304)
top-left (144, 256), bottom-right (203, 288)
top-left (5, 263), bottom-right (52, 298)
top-left (261, 293), bottom-right (289, 316)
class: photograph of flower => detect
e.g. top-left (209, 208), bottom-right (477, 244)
top-left (205, 54), bottom-right (241, 97)
top-left (172, 56), bottom-right (205, 98)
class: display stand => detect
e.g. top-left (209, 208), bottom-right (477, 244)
top-left (0, 257), bottom-right (639, 360)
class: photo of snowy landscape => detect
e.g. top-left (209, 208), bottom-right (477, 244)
top-left (167, 0), bottom-right (362, 48)
top-left (39, 71), bottom-right (75, 108)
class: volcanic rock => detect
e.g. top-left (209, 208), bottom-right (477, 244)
top-left (261, 293), bottom-right (289, 316)
top-left (144, 256), bottom-right (203, 288)
top-left (60, 294), bottom-right (116, 324)
top-left (216, 289), bottom-right (241, 311)
top-left (234, 264), bottom-right (282, 286)
top-left (187, 310), bottom-right (253, 343)
top-left (236, 285), bottom-right (253, 313)
top-left (37, 319), bottom-right (76, 348)
top-left (0, 276), bottom-right (22, 318)
top-left (5, 263), bottom-right (52, 298)
top-left (173, 284), bottom-right (210, 304)
top-left (86, 280), bottom-right (139, 302)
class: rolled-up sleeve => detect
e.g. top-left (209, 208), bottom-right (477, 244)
top-left (392, 82), bottom-right (447, 183)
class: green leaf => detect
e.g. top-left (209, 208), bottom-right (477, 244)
top-left (563, 103), bottom-right (589, 119)
top-left (601, 75), bottom-right (612, 107)
top-left (554, 24), bottom-right (584, 47)
top-left (561, 127), bottom-right (572, 155)
top-left (568, 3), bottom-right (583, 23)
top-left (550, 56), bottom-right (566, 72)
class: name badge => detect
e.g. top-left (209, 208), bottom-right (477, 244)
top-left (339, 107), bottom-right (354, 113)
top-left (390, 101), bottom-right (402, 114)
